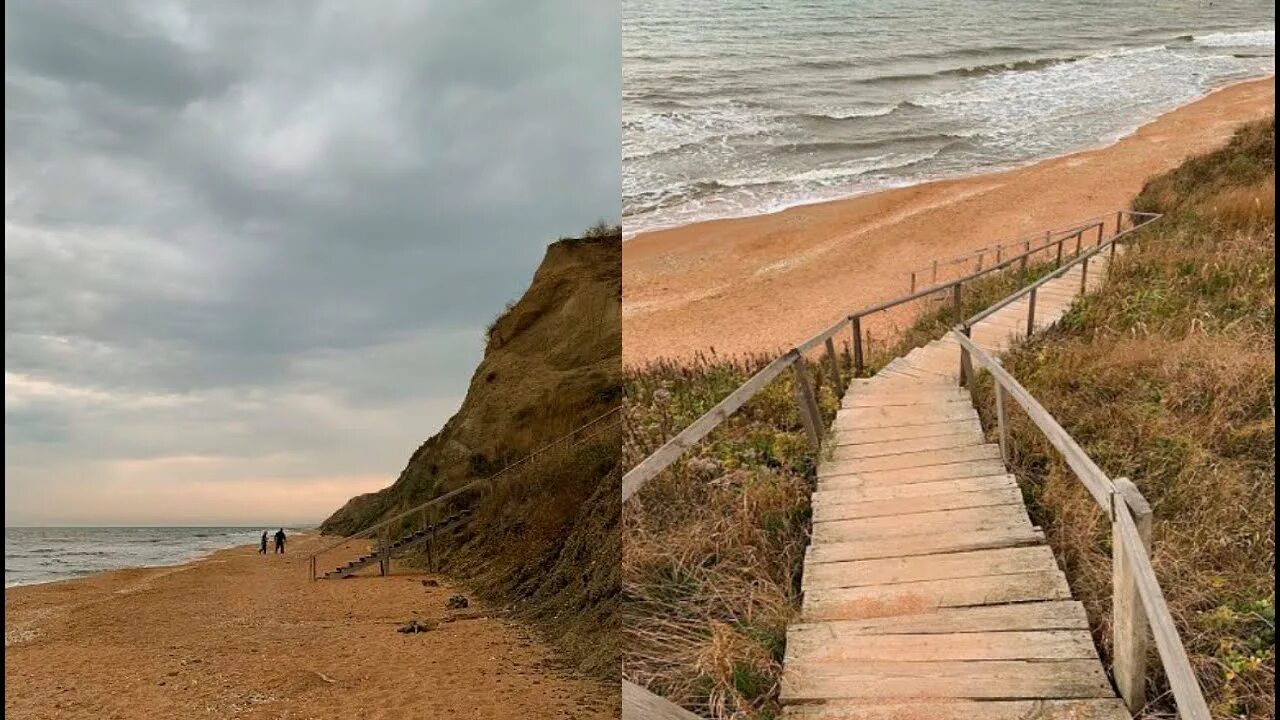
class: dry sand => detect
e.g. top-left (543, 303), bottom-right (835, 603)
top-left (4, 533), bottom-right (617, 720)
top-left (622, 76), bottom-right (1276, 365)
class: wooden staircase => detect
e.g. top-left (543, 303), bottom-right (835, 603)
top-left (321, 509), bottom-right (473, 579)
top-left (779, 255), bottom-right (1134, 717)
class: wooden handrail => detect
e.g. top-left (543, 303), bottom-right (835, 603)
top-left (964, 211), bottom-right (1161, 327)
top-left (951, 289), bottom-right (1212, 718)
top-left (310, 407), bottom-right (621, 576)
top-left (904, 212), bottom-right (1113, 279)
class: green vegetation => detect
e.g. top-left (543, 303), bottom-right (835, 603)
top-left (623, 352), bottom-right (839, 719)
top-left (972, 118), bottom-right (1275, 719)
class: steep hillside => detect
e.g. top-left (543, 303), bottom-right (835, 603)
top-left (321, 230), bottom-right (621, 680)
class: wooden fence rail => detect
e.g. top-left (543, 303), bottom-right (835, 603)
top-left (952, 327), bottom-right (1210, 720)
top-left (904, 212), bottom-right (1114, 291)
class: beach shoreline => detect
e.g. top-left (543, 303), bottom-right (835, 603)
top-left (622, 75), bottom-right (1275, 365)
top-left (4, 532), bottom-right (616, 720)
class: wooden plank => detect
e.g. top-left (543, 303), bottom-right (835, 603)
top-left (812, 474), bottom-right (1015, 503)
top-left (801, 546), bottom-right (1058, 590)
top-left (841, 393), bottom-right (969, 408)
top-left (835, 405), bottom-right (978, 429)
top-left (805, 529), bottom-right (1046, 565)
top-left (810, 486), bottom-right (1022, 521)
top-left (803, 571), bottom-right (1073, 621)
top-left (622, 680), bottom-right (701, 720)
top-left (780, 698), bottom-right (1130, 720)
top-left (819, 459), bottom-right (1008, 486)
top-left (820, 444), bottom-right (1000, 474)
top-left (784, 629), bottom-right (1098, 664)
top-left (813, 501), bottom-right (1029, 533)
top-left (785, 601), bottom-right (1089, 637)
top-left (830, 419), bottom-right (981, 445)
top-left (830, 432), bottom-right (985, 459)
top-left (779, 658), bottom-right (1114, 700)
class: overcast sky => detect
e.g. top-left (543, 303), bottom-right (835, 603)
top-left (4, 0), bottom-right (620, 526)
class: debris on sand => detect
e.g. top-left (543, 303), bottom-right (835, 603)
top-left (446, 594), bottom-right (469, 610)
top-left (396, 618), bottom-right (438, 634)
top-left (421, 579), bottom-right (439, 587)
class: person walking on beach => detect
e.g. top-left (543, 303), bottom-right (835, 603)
top-left (259, 531), bottom-right (268, 554)
top-left (274, 528), bottom-right (287, 554)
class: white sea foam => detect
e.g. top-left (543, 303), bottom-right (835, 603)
top-left (1194, 29), bottom-right (1275, 48)
top-left (623, 1), bottom-right (1276, 235)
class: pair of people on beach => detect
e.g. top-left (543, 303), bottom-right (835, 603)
top-left (258, 528), bottom-right (287, 555)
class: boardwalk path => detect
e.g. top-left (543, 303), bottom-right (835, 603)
top-left (780, 254), bottom-right (1132, 719)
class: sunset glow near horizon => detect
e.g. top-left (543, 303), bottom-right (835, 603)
top-left (4, 0), bottom-right (621, 526)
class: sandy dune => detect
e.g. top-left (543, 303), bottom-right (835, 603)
top-left (622, 76), bottom-right (1275, 365)
top-left (4, 533), bottom-right (616, 720)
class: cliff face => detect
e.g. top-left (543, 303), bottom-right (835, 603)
top-left (320, 232), bottom-right (621, 679)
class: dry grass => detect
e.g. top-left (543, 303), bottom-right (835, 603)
top-left (974, 118), bottom-right (1275, 719)
top-left (623, 352), bottom-right (841, 719)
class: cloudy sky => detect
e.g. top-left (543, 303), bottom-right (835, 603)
top-left (4, 1), bottom-right (620, 526)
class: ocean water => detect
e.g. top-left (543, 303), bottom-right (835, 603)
top-left (4, 527), bottom-right (282, 588)
top-left (623, 1), bottom-right (1275, 234)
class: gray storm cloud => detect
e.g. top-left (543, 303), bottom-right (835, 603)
top-left (4, 0), bottom-right (621, 525)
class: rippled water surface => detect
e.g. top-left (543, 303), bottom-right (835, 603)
top-left (624, 1), bottom-right (1275, 233)
top-left (4, 526), bottom-right (285, 587)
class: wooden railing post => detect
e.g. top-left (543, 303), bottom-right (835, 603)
top-left (910, 271), bottom-right (916, 293)
top-left (1056, 238), bottom-right (1064, 268)
top-left (931, 259), bottom-right (939, 284)
top-left (1112, 477), bottom-right (1153, 714)
top-left (958, 326), bottom-right (974, 393)
top-left (994, 382), bottom-right (1009, 463)
top-left (1096, 222), bottom-right (1105, 246)
top-left (952, 283), bottom-right (963, 325)
top-left (850, 315), bottom-right (864, 376)
top-left (1075, 231), bottom-right (1083, 256)
top-left (1026, 287), bottom-right (1037, 337)
top-left (1116, 210), bottom-right (1125, 235)
top-left (995, 245), bottom-right (1002, 264)
top-left (1080, 255), bottom-right (1090, 293)
top-left (792, 360), bottom-right (823, 448)
top-left (976, 251), bottom-right (984, 272)
top-left (824, 336), bottom-right (843, 397)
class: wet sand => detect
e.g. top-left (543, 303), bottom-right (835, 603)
top-left (622, 76), bottom-right (1275, 365)
top-left (4, 533), bottom-right (617, 720)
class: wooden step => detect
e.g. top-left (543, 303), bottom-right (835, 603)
top-left (780, 699), bottom-right (1129, 720)
top-left (806, 525), bottom-right (1045, 564)
top-left (801, 546), bottom-right (1060, 591)
top-left (812, 474), bottom-right (1016, 503)
top-left (819, 459), bottom-right (1009, 486)
top-left (830, 419), bottom-right (980, 445)
top-left (829, 431), bottom-right (985, 459)
top-left (801, 571), bottom-right (1073, 621)
top-left (820, 444), bottom-right (1001, 474)
top-left (779, 658), bottom-right (1114, 700)
top-left (810, 485), bottom-right (1023, 520)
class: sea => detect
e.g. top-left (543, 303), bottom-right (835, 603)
top-left (4, 527), bottom-right (287, 588)
top-left (623, 0), bottom-right (1276, 235)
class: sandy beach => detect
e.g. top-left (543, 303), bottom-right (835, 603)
top-left (4, 533), bottom-right (617, 720)
top-left (622, 76), bottom-right (1276, 365)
